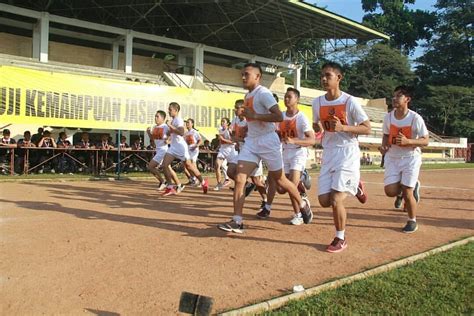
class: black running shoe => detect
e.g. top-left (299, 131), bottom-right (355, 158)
top-left (245, 182), bottom-right (256, 197)
top-left (256, 206), bottom-right (271, 219)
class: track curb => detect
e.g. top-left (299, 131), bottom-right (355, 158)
top-left (219, 236), bottom-right (473, 315)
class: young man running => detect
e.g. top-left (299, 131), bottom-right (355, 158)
top-left (218, 63), bottom-right (312, 234)
top-left (183, 118), bottom-right (203, 186)
top-left (146, 110), bottom-right (169, 191)
top-left (161, 102), bottom-right (208, 196)
top-left (312, 62), bottom-right (371, 253)
top-left (214, 118), bottom-right (235, 191)
top-left (380, 85), bottom-right (429, 233)
top-left (262, 87), bottom-right (316, 224)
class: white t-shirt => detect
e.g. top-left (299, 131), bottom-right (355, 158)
top-left (170, 116), bottom-right (187, 146)
top-left (312, 92), bottom-right (369, 149)
top-left (152, 123), bottom-right (169, 149)
top-left (278, 111), bottom-right (312, 150)
top-left (218, 126), bottom-right (234, 148)
top-left (184, 129), bottom-right (201, 151)
top-left (244, 85), bottom-right (278, 138)
top-left (383, 110), bottom-right (428, 157)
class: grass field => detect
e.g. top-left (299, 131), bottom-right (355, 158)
top-left (264, 242), bottom-right (473, 315)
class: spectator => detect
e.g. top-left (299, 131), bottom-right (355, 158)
top-left (97, 134), bottom-right (114, 173)
top-left (367, 153), bottom-right (373, 165)
top-left (57, 131), bottom-right (75, 174)
top-left (0, 129), bottom-right (17, 174)
top-left (117, 135), bottom-right (131, 173)
top-left (210, 134), bottom-right (220, 151)
top-left (361, 152), bottom-right (367, 165)
top-left (31, 127), bottom-right (44, 146)
top-left (74, 131), bottom-right (95, 173)
top-left (37, 130), bottom-right (57, 173)
top-left (16, 130), bottom-right (36, 174)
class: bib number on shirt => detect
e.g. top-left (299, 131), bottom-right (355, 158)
top-left (244, 97), bottom-right (255, 122)
top-left (153, 127), bottom-right (164, 139)
top-left (185, 134), bottom-right (195, 145)
top-left (319, 104), bottom-right (347, 132)
top-left (279, 119), bottom-right (298, 139)
top-left (389, 124), bottom-right (412, 146)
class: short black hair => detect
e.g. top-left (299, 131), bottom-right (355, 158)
top-left (286, 87), bottom-right (300, 99)
top-left (234, 99), bottom-right (244, 107)
top-left (186, 118), bottom-right (194, 125)
top-left (221, 117), bottom-right (230, 125)
top-left (3, 129), bottom-right (10, 135)
top-left (243, 62), bottom-right (262, 74)
top-left (169, 102), bottom-right (180, 112)
top-left (156, 110), bottom-right (166, 119)
top-left (321, 62), bottom-right (344, 75)
top-left (59, 131), bottom-right (66, 138)
top-left (394, 85), bottom-right (414, 99)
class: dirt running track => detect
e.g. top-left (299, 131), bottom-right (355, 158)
top-left (1, 169), bottom-right (473, 315)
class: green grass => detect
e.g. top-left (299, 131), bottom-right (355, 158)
top-left (264, 242), bottom-right (474, 315)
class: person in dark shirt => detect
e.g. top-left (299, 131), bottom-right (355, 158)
top-left (31, 127), bottom-right (44, 146)
top-left (37, 130), bottom-right (57, 173)
top-left (57, 131), bottom-right (75, 174)
top-left (15, 130), bottom-right (35, 174)
top-left (74, 131), bottom-right (95, 173)
top-left (0, 129), bottom-right (17, 174)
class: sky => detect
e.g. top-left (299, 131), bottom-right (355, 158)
top-left (307, 0), bottom-right (438, 60)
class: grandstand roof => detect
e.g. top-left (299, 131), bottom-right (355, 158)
top-left (1, 0), bottom-right (388, 59)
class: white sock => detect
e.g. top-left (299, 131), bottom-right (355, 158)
top-left (167, 184), bottom-right (174, 189)
top-left (295, 212), bottom-right (302, 218)
top-left (336, 230), bottom-right (345, 240)
top-left (266, 204), bottom-right (272, 211)
top-left (409, 217), bottom-right (416, 222)
top-left (232, 215), bottom-right (243, 224)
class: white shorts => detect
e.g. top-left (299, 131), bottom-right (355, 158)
top-left (188, 148), bottom-right (199, 162)
top-left (227, 148), bottom-right (262, 176)
top-left (227, 149), bottom-right (239, 165)
top-left (152, 147), bottom-right (168, 165)
top-left (238, 132), bottom-right (283, 172)
top-left (318, 145), bottom-right (360, 196)
top-left (217, 145), bottom-right (237, 160)
top-left (167, 142), bottom-right (190, 162)
top-left (384, 154), bottom-right (421, 188)
top-left (283, 147), bottom-right (307, 174)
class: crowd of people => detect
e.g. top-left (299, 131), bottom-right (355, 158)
top-left (1, 61), bottom-right (430, 253)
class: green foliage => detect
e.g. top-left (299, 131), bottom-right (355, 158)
top-left (264, 242), bottom-right (474, 315)
top-left (361, 0), bottom-right (437, 55)
top-left (416, 0), bottom-right (473, 86)
top-left (415, 85), bottom-right (474, 140)
top-left (345, 43), bottom-right (415, 99)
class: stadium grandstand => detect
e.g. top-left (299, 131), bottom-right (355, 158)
top-left (0, 0), bottom-right (468, 173)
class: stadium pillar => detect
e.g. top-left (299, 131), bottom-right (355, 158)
top-left (293, 66), bottom-right (301, 90)
top-left (193, 44), bottom-right (204, 80)
top-left (249, 55), bottom-right (257, 63)
top-left (125, 30), bottom-right (133, 73)
top-left (32, 12), bottom-right (49, 62)
top-left (112, 42), bottom-right (119, 70)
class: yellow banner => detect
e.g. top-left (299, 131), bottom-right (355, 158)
top-left (0, 65), bottom-right (312, 140)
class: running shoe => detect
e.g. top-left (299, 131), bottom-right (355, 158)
top-left (300, 197), bottom-right (313, 224)
top-left (245, 182), bottom-right (256, 197)
top-left (157, 182), bottom-right (167, 191)
top-left (413, 180), bottom-right (421, 203)
top-left (301, 169), bottom-right (312, 190)
top-left (402, 220), bottom-right (418, 233)
top-left (356, 180), bottom-right (368, 204)
top-left (213, 183), bottom-right (223, 191)
top-left (256, 205), bottom-right (271, 219)
top-left (326, 237), bottom-right (347, 253)
top-left (177, 184), bottom-right (185, 193)
top-left (217, 220), bottom-right (244, 233)
top-left (290, 214), bottom-right (304, 225)
top-left (201, 178), bottom-right (208, 194)
top-left (162, 187), bottom-right (177, 196)
top-left (394, 194), bottom-right (403, 209)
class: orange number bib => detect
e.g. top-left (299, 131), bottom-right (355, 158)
top-left (244, 96), bottom-right (255, 122)
top-left (153, 127), bottom-right (164, 139)
top-left (279, 118), bottom-right (298, 139)
top-left (185, 134), bottom-right (195, 145)
top-left (319, 104), bottom-right (347, 132)
top-left (389, 124), bottom-right (412, 146)
top-left (233, 124), bottom-right (247, 140)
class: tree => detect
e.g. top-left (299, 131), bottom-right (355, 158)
top-left (361, 0), bottom-right (437, 55)
top-left (415, 85), bottom-right (473, 140)
top-left (344, 44), bottom-right (415, 99)
top-left (416, 0), bottom-right (473, 86)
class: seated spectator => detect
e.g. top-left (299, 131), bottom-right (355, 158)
top-left (0, 129), bottom-right (17, 174)
top-left (56, 131), bottom-right (75, 174)
top-left (361, 152), bottom-right (367, 166)
top-left (117, 135), bottom-right (131, 173)
top-left (367, 153), bottom-right (373, 165)
top-left (210, 134), bottom-right (220, 151)
top-left (200, 140), bottom-right (211, 151)
top-left (37, 130), bottom-right (57, 173)
top-left (74, 131), bottom-right (95, 173)
top-left (129, 136), bottom-right (147, 171)
top-left (97, 134), bottom-right (114, 173)
top-left (16, 131), bottom-right (36, 174)
top-left (31, 127), bottom-right (44, 146)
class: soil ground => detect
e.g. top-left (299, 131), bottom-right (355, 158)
top-left (1, 169), bottom-right (473, 315)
